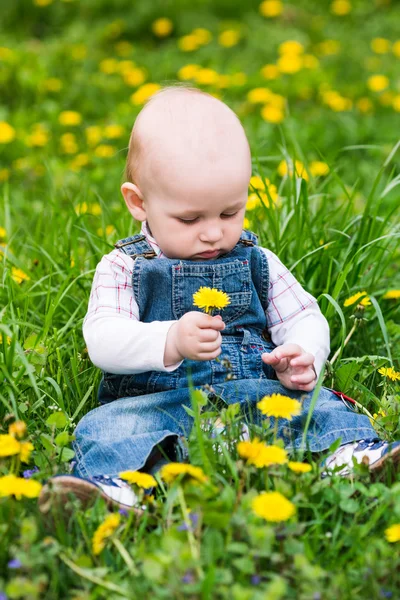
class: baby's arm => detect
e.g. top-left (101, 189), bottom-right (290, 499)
top-left (83, 250), bottom-right (182, 374)
top-left (261, 248), bottom-right (330, 390)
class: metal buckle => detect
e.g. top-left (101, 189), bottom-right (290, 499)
top-left (114, 235), bottom-right (146, 249)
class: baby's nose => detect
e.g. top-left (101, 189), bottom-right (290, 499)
top-left (200, 225), bottom-right (223, 243)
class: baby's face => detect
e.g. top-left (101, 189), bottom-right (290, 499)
top-left (122, 89), bottom-right (252, 259)
top-left (143, 173), bottom-right (249, 260)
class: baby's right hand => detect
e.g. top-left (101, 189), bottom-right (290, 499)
top-left (164, 311), bottom-right (225, 365)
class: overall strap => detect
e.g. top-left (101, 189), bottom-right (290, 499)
top-left (114, 234), bottom-right (157, 259)
top-left (238, 229), bottom-right (258, 247)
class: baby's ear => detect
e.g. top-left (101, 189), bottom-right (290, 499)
top-left (121, 182), bottom-right (147, 221)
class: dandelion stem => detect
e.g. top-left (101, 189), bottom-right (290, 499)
top-left (112, 538), bottom-right (139, 575)
top-left (59, 552), bottom-right (129, 597)
top-left (331, 321), bottom-right (357, 365)
top-left (177, 486), bottom-right (204, 580)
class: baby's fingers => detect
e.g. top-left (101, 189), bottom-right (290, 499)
top-left (290, 369), bottom-right (317, 385)
top-left (290, 353), bottom-right (315, 368)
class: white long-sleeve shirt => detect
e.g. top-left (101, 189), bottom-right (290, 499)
top-left (83, 222), bottom-right (330, 377)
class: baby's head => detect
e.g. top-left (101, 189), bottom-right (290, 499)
top-left (121, 85), bottom-right (252, 260)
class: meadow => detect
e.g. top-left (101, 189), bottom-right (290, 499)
top-left (0, 0), bottom-right (400, 598)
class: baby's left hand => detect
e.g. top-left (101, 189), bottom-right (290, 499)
top-left (261, 343), bottom-right (317, 391)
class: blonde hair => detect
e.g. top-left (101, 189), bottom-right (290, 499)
top-left (123, 83), bottom-right (237, 186)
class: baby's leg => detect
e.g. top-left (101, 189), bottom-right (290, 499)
top-left (72, 388), bottom-right (193, 479)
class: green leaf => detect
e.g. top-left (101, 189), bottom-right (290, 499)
top-left (339, 498), bottom-right (359, 513)
top-left (232, 556), bottom-right (254, 574)
top-left (55, 431), bottom-right (72, 447)
top-left (46, 412), bottom-right (68, 428)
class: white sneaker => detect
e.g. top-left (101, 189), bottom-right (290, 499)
top-left (38, 474), bottom-right (140, 514)
top-left (323, 438), bottom-right (400, 477)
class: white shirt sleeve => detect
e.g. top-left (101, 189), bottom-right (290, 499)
top-left (261, 247), bottom-right (330, 376)
top-left (82, 250), bottom-right (183, 374)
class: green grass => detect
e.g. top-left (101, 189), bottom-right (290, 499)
top-left (1, 0), bottom-right (400, 598)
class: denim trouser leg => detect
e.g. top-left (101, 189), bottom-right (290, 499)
top-left (73, 388), bottom-right (194, 478)
top-left (72, 380), bottom-right (378, 478)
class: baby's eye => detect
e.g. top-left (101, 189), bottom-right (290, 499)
top-left (221, 212), bottom-right (238, 219)
top-left (178, 217), bottom-right (198, 224)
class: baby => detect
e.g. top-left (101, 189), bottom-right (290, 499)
top-left (39, 86), bottom-right (399, 513)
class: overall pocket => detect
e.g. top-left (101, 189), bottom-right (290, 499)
top-left (172, 259), bottom-right (252, 325)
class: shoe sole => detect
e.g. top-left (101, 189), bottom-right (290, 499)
top-left (369, 443), bottom-right (400, 475)
top-left (38, 475), bottom-right (143, 516)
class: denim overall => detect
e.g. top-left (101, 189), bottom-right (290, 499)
top-left (73, 230), bottom-right (377, 478)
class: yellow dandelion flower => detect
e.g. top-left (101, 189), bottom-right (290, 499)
top-left (34, 0), bottom-right (53, 6)
top-left (359, 296), bottom-right (371, 307)
top-left (330, 0), bottom-right (352, 16)
top-left (151, 18), bottom-right (173, 38)
top-left (94, 144), bottom-right (116, 158)
top-left (19, 441), bottom-right (34, 463)
top-left (70, 153), bottom-right (89, 172)
top-left (393, 40), bottom-right (400, 58)
top-left (252, 491), bottom-right (295, 522)
top-left (243, 217), bottom-right (250, 229)
top-left (247, 88), bottom-right (272, 104)
top-left (218, 30), bottom-right (240, 48)
top-left (259, 0), bottom-right (283, 18)
top-left (0, 122), bottom-right (16, 144)
top-left (178, 35), bottom-right (200, 52)
top-left (92, 513), bottom-right (121, 555)
top-left (378, 367), bottom-right (400, 382)
top-left (309, 161), bottom-right (329, 177)
top-left (85, 125), bottom-right (102, 147)
top-left (357, 98), bottom-right (373, 113)
top-left (130, 83), bottom-right (161, 105)
top-left (103, 125), bottom-right (124, 139)
top-left (371, 38), bottom-right (391, 54)
top-left (194, 68), bottom-right (219, 86)
top-left (0, 226), bottom-right (7, 240)
top-left (123, 67), bottom-right (147, 87)
top-left (277, 54), bottom-right (303, 74)
top-left (393, 96), bottom-right (400, 112)
top-left (277, 159), bottom-right (308, 180)
top-left (99, 58), bottom-right (119, 75)
top-left (119, 470), bottom-right (157, 488)
top-left (8, 421), bottom-right (27, 439)
top-left (177, 64), bottom-right (201, 81)
top-left (279, 40), bottom-right (304, 56)
top-left (343, 291), bottom-right (367, 307)
top-left (257, 394), bottom-right (302, 421)
top-left (260, 64), bottom-right (280, 80)
top-left (288, 461), bottom-right (312, 473)
top-left (160, 463), bottom-right (208, 484)
top-left (367, 75), bottom-right (389, 93)
top-left (0, 434), bottom-right (21, 457)
top-left (261, 105), bottom-right (284, 124)
top-left (0, 474), bottom-right (42, 499)
top-left (238, 439), bottom-right (288, 468)
top-left (193, 287), bottom-right (231, 314)
top-left (369, 408), bottom-right (386, 426)
top-left (11, 268), bottom-right (30, 284)
top-left (383, 290), bottom-right (400, 300)
top-left (192, 28), bottom-right (212, 45)
top-left (385, 524), bottom-right (400, 543)
top-left (58, 111), bottom-right (82, 126)
top-left (247, 193), bottom-right (262, 211)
